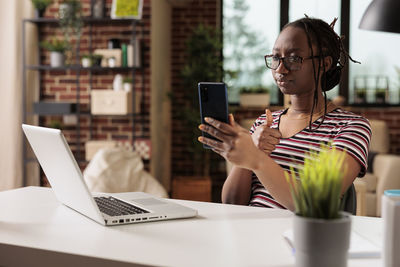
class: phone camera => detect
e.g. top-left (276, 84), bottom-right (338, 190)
top-left (202, 87), bottom-right (209, 102)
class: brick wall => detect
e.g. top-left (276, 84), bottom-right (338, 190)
top-left (36, 0), bottom-right (151, 185)
top-left (348, 107), bottom-right (400, 154)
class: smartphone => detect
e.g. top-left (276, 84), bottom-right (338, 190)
top-left (198, 82), bottom-right (229, 149)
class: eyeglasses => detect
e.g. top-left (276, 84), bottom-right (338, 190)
top-left (264, 54), bottom-right (321, 71)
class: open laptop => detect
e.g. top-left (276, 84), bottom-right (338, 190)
top-left (22, 124), bottom-right (197, 226)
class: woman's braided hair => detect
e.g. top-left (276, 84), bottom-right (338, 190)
top-left (283, 16), bottom-right (360, 130)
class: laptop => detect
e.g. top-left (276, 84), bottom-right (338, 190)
top-left (22, 124), bottom-right (197, 226)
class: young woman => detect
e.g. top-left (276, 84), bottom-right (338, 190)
top-left (198, 17), bottom-right (371, 211)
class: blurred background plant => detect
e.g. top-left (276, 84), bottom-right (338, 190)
top-left (179, 24), bottom-right (223, 176)
top-left (40, 38), bottom-right (69, 52)
top-left (58, 0), bottom-right (83, 65)
top-left (31, 0), bottom-right (51, 17)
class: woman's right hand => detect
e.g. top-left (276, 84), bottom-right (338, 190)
top-left (251, 109), bottom-right (282, 154)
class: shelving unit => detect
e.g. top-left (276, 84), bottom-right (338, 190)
top-left (22, 16), bottom-right (147, 186)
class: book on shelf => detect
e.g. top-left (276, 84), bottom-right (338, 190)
top-left (127, 38), bottom-right (141, 68)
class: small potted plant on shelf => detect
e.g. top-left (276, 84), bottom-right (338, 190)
top-left (31, 0), bottom-right (51, 18)
top-left (48, 120), bottom-right (63, 130)
top-left (375, 88), bottom-right (386, 104)
top-left (123, 77), bottom-right (133, 92)
top-left (354, 88), bottom-right (367, 104)
top-left (239, 86), bottom-right (270, 107)
top-left (40, 38), bottom-right (69, 67)
top-left (81, 54), bottom-right (92, 67)
top-left (59, 0), bottom-right (83, 65)
top-left (91, 54), bottom-right (103, 67)
top-left (285, 144), bottom-right (351, 267)
top-left (81, 53), bottom-right (103, 67)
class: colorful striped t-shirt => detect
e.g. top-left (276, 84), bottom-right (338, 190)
top-left (248, 108), bottom-right (371, 209)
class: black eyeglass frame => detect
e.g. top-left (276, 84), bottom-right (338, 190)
top-left (264, 54), bottom-right (321, 71)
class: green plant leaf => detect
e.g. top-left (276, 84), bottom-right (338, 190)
top-left (286, 143), bottom-right (347, 219)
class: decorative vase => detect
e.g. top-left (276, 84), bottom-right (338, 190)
top-left (50, 52), bottom-right (65, 67)
top-left (113, 74), bottom-right (123, 91)
top-left (92, 0), bottom-right (104, 18)
top-left (58, 3), bottom-right (72, 20)
top-left (293, 212), bottom-right (351, 267)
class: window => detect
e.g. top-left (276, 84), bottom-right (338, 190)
top-left (349, 0), bottom-right (400, 104)
top-left (289, 0), bottom-right (341, 100)
top-left (223, 0), bottom-right (280, 104)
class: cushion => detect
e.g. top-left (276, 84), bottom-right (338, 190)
top-left (361, 173), bottom-right (378, 192)
top-left (365, 193), bottom-right (377, 217)
top-left (83, 147), bottom-right (168, 198)
top-left (369, 120), bottom-right (390, 154)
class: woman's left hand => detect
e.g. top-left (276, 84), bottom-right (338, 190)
top-left (198, 114), bottom-right (262, 171)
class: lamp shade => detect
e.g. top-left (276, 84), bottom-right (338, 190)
top-left (359, 0), bottom-right (400, 34)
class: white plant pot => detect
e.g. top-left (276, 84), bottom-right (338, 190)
top-left (81, 58), bottom-right (92, 67)
top-left (123, 83), bottom-right (132, 92)
top-left (239, 93), bottom-right (270, 107)
top-left (293, 212), bottom-right (351, 267)
top-left (50, 52), bottom-right (65, 67)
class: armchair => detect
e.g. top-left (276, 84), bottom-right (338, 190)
top-left (354, 119), bottom-right (400, 217)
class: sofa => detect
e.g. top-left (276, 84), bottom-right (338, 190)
top-left (354, 119), bottom-right (400, 217)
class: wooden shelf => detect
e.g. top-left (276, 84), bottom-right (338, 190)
top-left (349, 103), bottom-right (400, 108)
top-left (24, 17), bottom-right (140, 24)
top-left (26, 65), bottom-right (139, 71)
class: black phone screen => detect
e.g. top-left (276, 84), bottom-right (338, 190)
top-left (198, 82), bottom-right (229, 149)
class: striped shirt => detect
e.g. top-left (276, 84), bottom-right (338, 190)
top-left (248, 108), bottom-right (371, 209)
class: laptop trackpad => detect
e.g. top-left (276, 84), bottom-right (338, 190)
top-left (133, 198), bottom-right (167, 206)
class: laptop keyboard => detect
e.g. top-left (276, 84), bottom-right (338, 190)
top-left (94, 196), bottom-right (149, 217)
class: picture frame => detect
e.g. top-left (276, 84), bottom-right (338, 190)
top-left (111, 0), bottom-right (143, 19)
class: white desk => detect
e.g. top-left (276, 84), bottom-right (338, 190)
top-left (0, 186), bottom-right (382, 267)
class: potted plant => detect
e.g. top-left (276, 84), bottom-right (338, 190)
top-left (48, 119), bottom-right (62, 129)
top-left (172, 24), bottom-right (222, 201)
top-left (285, 144), bottom-right (351, 267)
top-left (81, 54), bottom-right (103, 67)
top-left (59, 0), bottom-right (83, 65)
top-left (81, 54), bottom-right (92, 67)
top-left (31, 0), bottom-right (51, 18)
top-left (354, 88), bottom-right (367, 104)
top-left (40, 38), bottom-right (69, 67)
top-left (91, 54), bottom-right (103, 66)
top-left (375, 88), bottom-right (386, 104)
top-left (123, 77), bottom-right (133, 92)
top-left (239, 86), bottom-right (270, 107)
